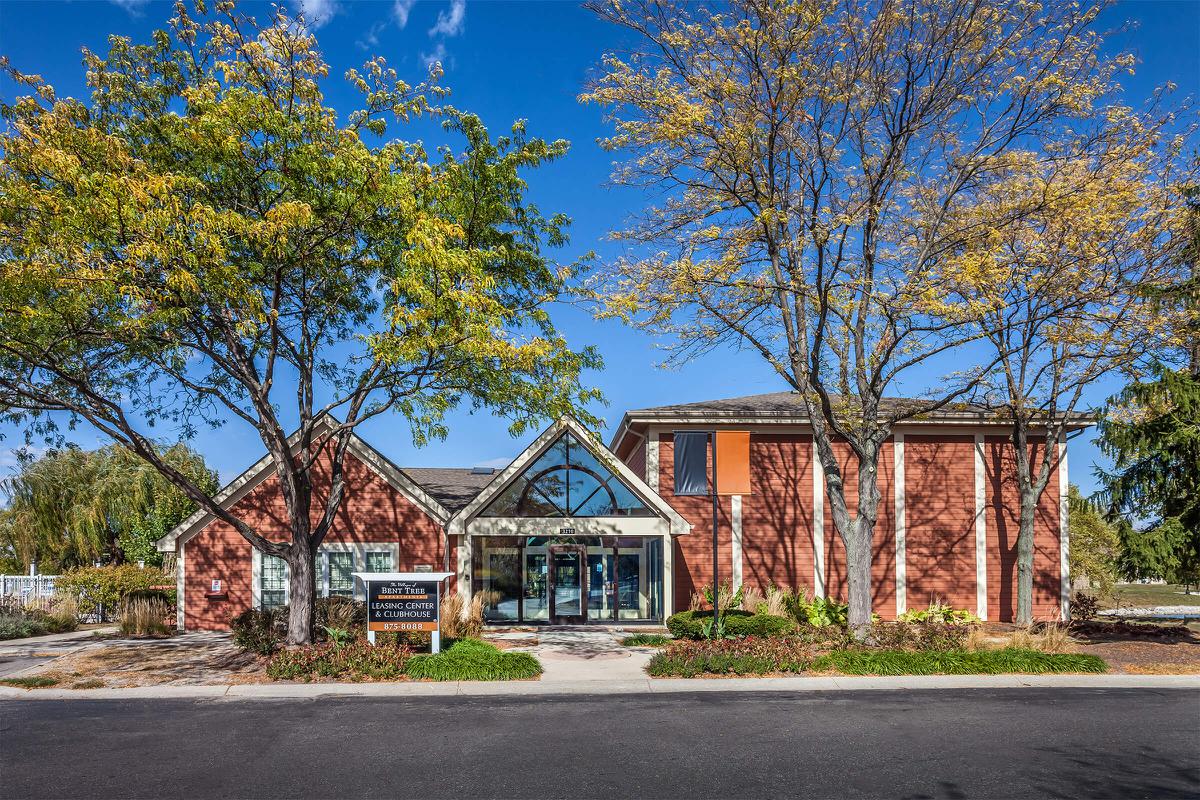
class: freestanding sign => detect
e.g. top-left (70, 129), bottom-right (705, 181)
top-left (353, 571), bottom-right (453, 653)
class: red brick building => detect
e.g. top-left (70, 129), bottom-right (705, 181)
top-left (158, 393), bottom-right (1082, 630)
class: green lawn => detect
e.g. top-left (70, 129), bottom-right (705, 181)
top-left (1102, 583), bottom-right (1200, 609)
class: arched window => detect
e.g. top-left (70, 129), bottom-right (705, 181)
top-left (479, 432), bottom-right (654, 518)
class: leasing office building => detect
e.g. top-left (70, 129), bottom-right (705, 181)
top-left (158, 392), bottom-right (1081, 630)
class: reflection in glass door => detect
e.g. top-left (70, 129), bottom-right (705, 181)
top-left (550, 547), bottom-right (584, 623)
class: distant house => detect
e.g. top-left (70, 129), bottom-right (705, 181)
top-left (157, 392), bottom-right (1084, 630)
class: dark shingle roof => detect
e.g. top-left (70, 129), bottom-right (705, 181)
top-left (400, 467), bottom-right (500, 513)
top-left (627, 391), bottom-right (993, 418)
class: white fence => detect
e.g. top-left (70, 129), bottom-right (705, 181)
top-left (0, 574), bottom-right (59, 600)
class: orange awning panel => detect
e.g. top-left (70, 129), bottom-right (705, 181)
top-left (715, 431), bottom-right (751, 495)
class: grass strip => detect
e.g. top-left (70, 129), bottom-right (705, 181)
top-left (0, 675), bottom-right (59, 688)
top-left (621, 633), bottom-right (672, 647)
top-left (405, 638), bottom-right (542, 681)
top-left (812, 647), bottom-right (1108, 676)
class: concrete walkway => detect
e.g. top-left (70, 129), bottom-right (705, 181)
top-left (0, 627), bottom-right (118, 677)
top-left (503, 628), bottom-right (654, 682)
top-left (1, 673), bottom-right (1197, 700)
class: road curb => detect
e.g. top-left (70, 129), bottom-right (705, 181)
top-left (2, 673), bottom-right (1197, 700)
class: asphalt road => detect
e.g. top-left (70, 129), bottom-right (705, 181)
top-left (2, 689), bottom-right (1197, 799)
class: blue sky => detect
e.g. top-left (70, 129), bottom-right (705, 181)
top-left (0, 0), bottom-right (1197, 495)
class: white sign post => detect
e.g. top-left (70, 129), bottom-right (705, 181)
top-left (353, 571), bottom-right (453, 653)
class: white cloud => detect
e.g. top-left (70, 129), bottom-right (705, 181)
top-left (428, 0), bottom-right (466, 37)
top-left (356, 20), bottom-right (387, 50)
top-left (291, 0), bottom-right (341, 29)
top-left (108, 0), bottom-right (150, 15)
top-left (393, 0), bottom-right (417, 29)
top-left (421, 41), bottom-right (449, 69)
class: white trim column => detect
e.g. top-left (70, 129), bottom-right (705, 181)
top-left (1059, 434), bottom-right (1071, 621)
top-left (647, 431), bottom-right (660, 493)
top-left (731, 495), bottom-right (743, 591)
top-left (812, 440), bottom-right (826, 599)
top-left (893, 434), bottom-right (907, 617)
top-left (251, 545), bottom-right (262, 609)
top-left (176, 542), bottom-right (186, 631)
top-left (663, 535), bottom-right (674, 617)
top-left (457, 535), bottom-right (472, 599)
top-left (974, 433), bottom-right (989, 621)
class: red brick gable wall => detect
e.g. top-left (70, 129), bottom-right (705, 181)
top-left (641, 429), bottom-right (1063, 622)
top-left (182, 448), bottom-right (445, 631)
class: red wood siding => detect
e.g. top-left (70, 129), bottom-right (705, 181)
top-left (902, 435), bottom-right (978, 613)
top-left (182, 449), bottom-right (445, 631)
top-left (984, 437), bottom-right (1063, 621)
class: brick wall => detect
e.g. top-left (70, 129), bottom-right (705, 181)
top-left (182, 449), bottom-right (445, 631)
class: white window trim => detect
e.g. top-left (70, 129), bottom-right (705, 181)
top-left (252, 542), bottom-right (400, 607)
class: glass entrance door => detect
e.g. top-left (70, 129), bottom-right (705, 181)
top-left (549, 546), bottom-right (585, 623)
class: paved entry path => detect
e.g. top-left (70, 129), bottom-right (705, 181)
top-left (495, 629), bottom-right (655, 682)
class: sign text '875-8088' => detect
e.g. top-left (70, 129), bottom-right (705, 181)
top-left (366, 579), bottom-right (440, 633)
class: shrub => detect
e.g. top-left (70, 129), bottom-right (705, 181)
top-left (813, 647), bottom-right (1107, 676)
top-left (647, 636), bottom-right (816, 677)
top-left (799, 596), bottom-right (850, 627)
top-left (56, 565), bottom-right (167, 620)
top-left (1070, 591), bottom-right (1101, 623)
top-left (621, 633), bottom-right (672, 647)
top-left (667, 609), bottom-right (796, 640)
top-left (439, 592), bottom-right (485, 640)
top-left (231, 607), bottom-right (286, 655)
top-left (119, 596), bottom-right (172, 636)
top-left (405, 638), bottom-right (542, 681)
top-left (0, 597), bottom-right (79, 640)
top-left (869, 621), bottom-right (972, 651)
top-left (315, 596), bottom-right (365, 631)
top-left (1009, 624), bottom-right (1075, 654)
top-left (896, 601), bottom-right (981, 626)
top-left (267, 640), bottom-right (412, 681)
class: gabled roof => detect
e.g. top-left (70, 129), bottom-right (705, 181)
top-left (447, 414), bottom-right (691, 537)
top-left (156, 416), bottom-right (452, 553)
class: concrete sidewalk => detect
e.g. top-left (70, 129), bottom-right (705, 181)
top-left (2, 672), bottom-right (1197, 700)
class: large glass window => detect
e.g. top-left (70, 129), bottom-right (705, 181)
top-left (481, 545), bottom-right (521, 621)
top-left (524, 551), bottom-right (549, 621)
top-left (479, 432), bottom-right (655, 518)
top-left (261, 555), bottom-right (288, 608)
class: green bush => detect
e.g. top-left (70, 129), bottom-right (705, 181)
top-left (405, 639), bottom-right (542, 681)
top-left (896, 602), bottom-right (981, 626)
top-left (647, 636), bottom-right (815, 677)
top-left (56, 565), bottom-right (167, 620)
top-left (813, 647), bottom-right (1108, 676)
top-left (666, 609), bottom-right (796, 640)
top-left (621, 633), bottom-right (672, 647)
top-left (797, 596), bottom-right (849, 627)
top-left (0, 599), bottom-right (79, 640)
top-left (231, 607), bottom-right (287, 655)
top-left (266, 640), bottom-right (412, 681)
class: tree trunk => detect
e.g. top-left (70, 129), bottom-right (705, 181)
top-left (285, 536), bottom-right (316, 645)
top-left (1015, 489), bottom-right (1038, 625)
top-left (820, 440), bottom-right (882, 640)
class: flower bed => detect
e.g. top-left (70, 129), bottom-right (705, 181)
top-left (265, 638), bottom-right (542, 682)
top-left (647, 636), bottom-right (817, 677)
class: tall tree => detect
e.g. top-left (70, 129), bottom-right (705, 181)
top-left (0, 2), bottom-right (600, 643)
top-left (583, 0), bottom-right (1137, 633)
top-left (0, 443), bottom-right (218, 570)
top-left (942, 135), bottom-right (1192, 622)
top-left (1097, 187), bottom-right (1200, 586)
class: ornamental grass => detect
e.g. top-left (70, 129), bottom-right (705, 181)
top-left (404, 638), bottom-right (542, 681)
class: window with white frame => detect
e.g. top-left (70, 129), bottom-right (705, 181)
top-left (366, 551), bottom-right (393, 573)
top-left (326, 552), bottom-right (355, 598)
top-left (261, 555), bottom-right (288, 608)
